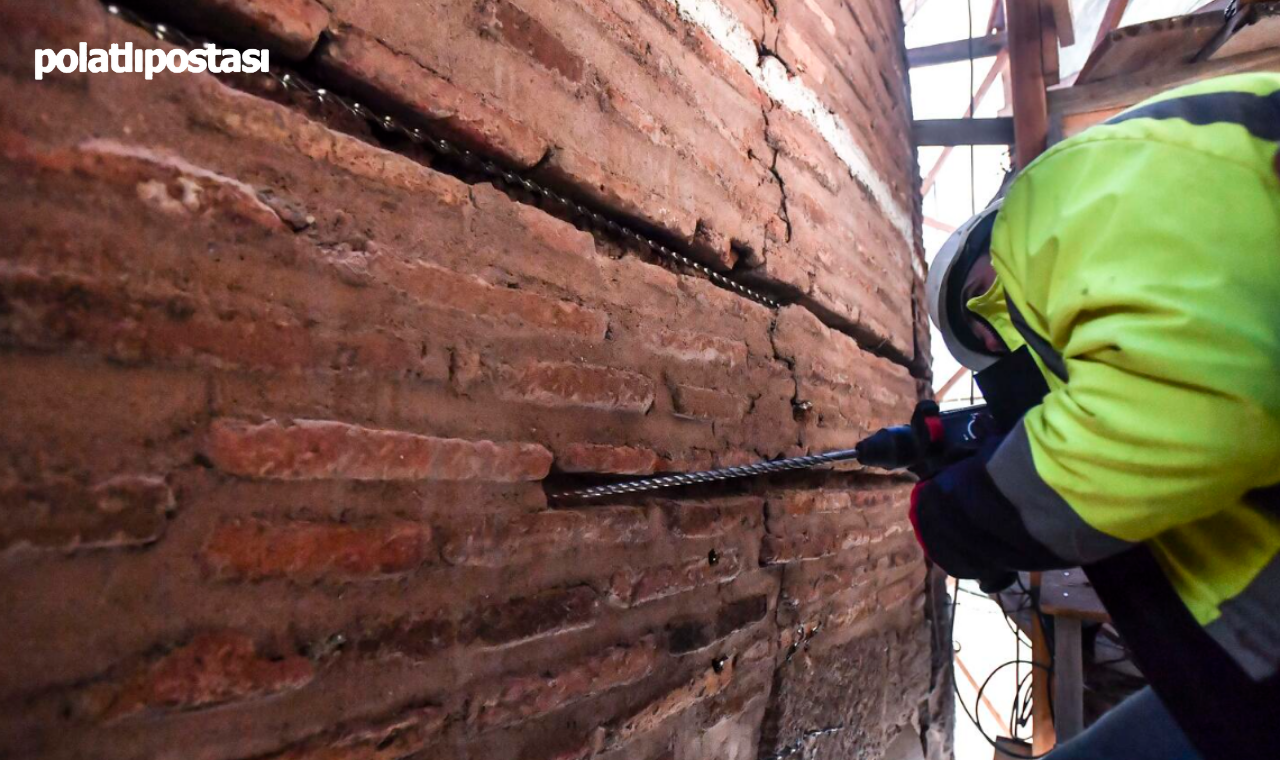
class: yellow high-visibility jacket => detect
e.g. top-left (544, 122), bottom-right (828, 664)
top-left (965, 73), bottom-right (1280, 759)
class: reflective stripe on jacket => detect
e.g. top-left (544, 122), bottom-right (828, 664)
top-left (969, 73), bottom-right (1280, 679)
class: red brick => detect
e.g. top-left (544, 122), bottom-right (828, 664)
top-left (470, 586), bottom-right (599, 648)
top-left (368, 256), bottom-right (607, 342)
top-left (670, 384), bottom-right (750, 422)
top-left (202, 518), bottom-right (432, 582)
top-left (205, 419), bottom-right (553, 482)
top-left (442, 508), bottom-right (652, 567)
top-left (131, 0), bottom-right (330, 60)
top-left (666, 594), bottom-right (769, 654)
top-left (0, 476), bottom-right (173, 552)
top-left (183, 82), bottom-right (472, 206)
top-left (610, 549), bottom-right (743, 606)
top-left (267, 706), bottom-right (447, 760)
top-left (316, 26), bottom-right (549, 168)
top-left (468, 637), bottom-right (660, 730)
top-left (660, 498), bottom-right (761, 538)
top-left (766, 490), bottom-right (854, 519)
top-left (877, 566), bottom-right (927, 609)
top-left (479, 0), bottom-right (586, 83)
top-left (102, 632), bottom-right (313, 719)
top-left (761, 513), bottom-right (875, 565)
top-left (4, 136), bottom-right (284, 231)
top-left (555, 443), bottom-right (659, 475)
top-left (598, 659), bottom-right (736, 750)
top-left (499, 361), bottom-right (654, 413)
top-left (0, 266), bottom-right (449, 382)
top-left (643, 329), bottom-right (748, 367)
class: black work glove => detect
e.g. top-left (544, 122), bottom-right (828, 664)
top-left (909, 436), bottom-right (1018, 593)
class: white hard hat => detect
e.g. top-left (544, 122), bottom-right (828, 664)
top-left (926, 200), bottom-right (1003, 371)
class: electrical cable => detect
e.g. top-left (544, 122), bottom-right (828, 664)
top-left (951, 576), bottom-right (1060, 759)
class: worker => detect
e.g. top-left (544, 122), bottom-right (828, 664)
top-left (913, 72), bottom-right (1280, 760)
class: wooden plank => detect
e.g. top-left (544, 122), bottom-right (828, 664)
top-left (1007, 0), bottom-right (1051, 167)
top-left (913, 117), bottom-right (1015, 145)
top-left (1041, 568), bottom-right (1110, 622)
top-left (1040, 0), bottom-right (1062, 86)
top-left (994, 737), bottom-right (1033, 760)
top-left (1056, 105), bottom-right (1126, 140)
top-left (908, 32), bottom-right (1008, 67)
top-left (1028, 573), bottom-right (1057, 755)
top-left (1048, 0), bottom-right (1075, 46)
top-left (1050, 44), bottom-right (1280, 117)
top-left (1076, 12), bottom-right (1223, 83)
top-left (1053, 618), bottom-right (1085, 741)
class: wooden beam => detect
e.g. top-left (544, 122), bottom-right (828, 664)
top-left (908, 32), bottom-right (1007, 67)
top-left (1028, 573), bottom-right (1058, 755)
top-left (920, 51), bottom-right (1010, 196)
top-left (1047, 0), bottom-right (1075, 46)
top-left (923, 216), bottom-right (958, 235)
top-left (1090, 0), bottom-right (1130, 54)
top-left (1050, 44), bottom-right (1280, 117)
top-left (1006, 0), bottom-right (1051, 167)
top-left (914, 117), bottom-right (1015, 146)
top-left (987, 0), bottom-right (1006, 34)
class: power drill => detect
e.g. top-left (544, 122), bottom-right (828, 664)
top-left (554, 400), bottom-right (1016, 592)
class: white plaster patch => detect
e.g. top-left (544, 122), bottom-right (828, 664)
top-left (662, 0), bottom-right (915, 251)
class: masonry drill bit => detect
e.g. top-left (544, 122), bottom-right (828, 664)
top-left (552, 448), bottom-right (861, 501)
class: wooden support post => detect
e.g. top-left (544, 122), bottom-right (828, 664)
top-left (1028, 573), bottom-right (1058, 754)
top-left (1006, 0), bottom-right (1051, 168)
top-left (1053, 617), bottom-right (1085, 742)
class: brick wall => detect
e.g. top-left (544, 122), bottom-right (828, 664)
top-left (0, 1), bottom-right (948, 759)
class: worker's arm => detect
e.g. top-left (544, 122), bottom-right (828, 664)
top-left (915, 135), bottom-right (1280, 576)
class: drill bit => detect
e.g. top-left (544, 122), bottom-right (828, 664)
top-left (552, 448), bottom-right (860, 501)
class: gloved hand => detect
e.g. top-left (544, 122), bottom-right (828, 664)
top-left (909, 438), bottom-right (1018, 592)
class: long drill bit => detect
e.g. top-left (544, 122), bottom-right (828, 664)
top-left (552, 448), bottom-right (860, 501)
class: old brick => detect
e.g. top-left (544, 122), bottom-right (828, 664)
top-left (666, 594), bottom-right (769, 654)
top-left (761, 513), bottom-right (875, 566)
top-left (643, 329), bottom-right (748, 367)
top-left (479, 0), bottom-right (586, 83)
top-left (471, 586), bottom-right (599, 648)
top-left (205, 419), bottom-right (553, 482)
top-left (7, 137), bottom-right (284, 231)
top-left (442, 508), bottom-right (652, 567)
top-left (877, 566), bottom-right (926, 609)
top-left (267, 705), bottom-right (447, 760)
top-left (610, 549), bottom-right (743, 607)
top-left (0, 476), bottom-right (173, 553)
top-left (555, 443), bottom-right (659, 475)
top-left (368, 256), bottom-right (607, 342)
top-left (766, 490), bottom-right (854, 519)
top-left (660, 498), bottom-right (761, 538)
top-left (599, 659), bottom-right (736, 750)
top-left (102, 632), bottom-right (313, 719)
top-left (131, 0), bottom-right (329, 59)
top-left (499, 361), bottom-right (654, 413)
top-left (469, 638), bottom-right (660, 730)
top-left (0, 266), bottom-right (449, 381)
top-left (202, 518), bottom-right (432, 582)
top-left (670, 384), bottom-right (750, 422)
top-left (316, 26), bottom-right (549, 168)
